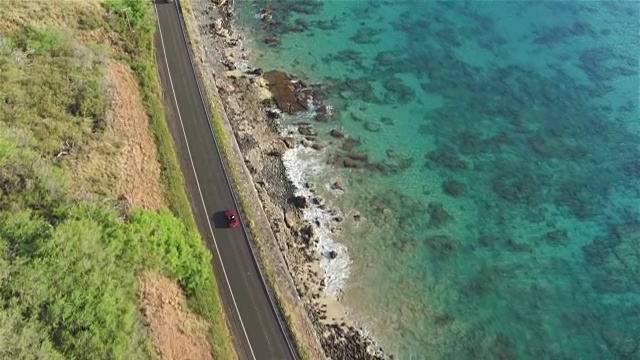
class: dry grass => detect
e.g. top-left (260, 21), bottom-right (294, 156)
top-left (109, 60), bottom-right (166, 210)
top-left (139, 272), bottom-right (215, 360)
top-left (0, 0), bottom-right (117, 46)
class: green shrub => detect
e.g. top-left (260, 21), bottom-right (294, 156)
top-left (128, 209), bottom-right (212, 296)
top-left (9, 26), bottom-right (73, 57)
top-left (0, 201), bottom-right (221, 359)
top-left (104, 0), bottom-right (154, 57)
top-left (0, 206), bottom-right (150, 360)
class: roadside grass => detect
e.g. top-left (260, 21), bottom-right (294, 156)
top-left (0, 1), bottom-right (234, 359)
top-left (177, 1), bottom-right (311, 358)
top-left (103, 1), bottom-right (236, 358)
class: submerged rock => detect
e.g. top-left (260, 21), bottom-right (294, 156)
top-left (380, 116), bottom-right (395, 126)
top-left (311, 142), bottom-right (327, 151)
top-left (382, 76), bottom-right (416, 103)
top-left (492, 172), bottom-right (539, 204)
top-left (330, 129), bottom-right (345, 138)
top-left (316, 105), bottom-right (337, 122)
top-left (378, 149), bottom-right (414, 174)
top-left (347, 151), bottom-right (369, 162)
top-left (425, 235), bottom-right (457, 257)
top-left (342, 138), bottom-right (360, 151)
top-left (427, 203), bottom-right (454, 228)
top-left (264, 37), bottom-right (281, 46)
top-left (343, 158), bottom-right (365, 168)
top-left (542, 229), bottom-right (570, 246)
top-left (363, 121), bottom-right (381, 132)
top-left (442, 179), bottom-right (466, 197)
top-left (298, 124), bottom-right (317, 136)
top-left (425, 147), bottom-right (468, 170)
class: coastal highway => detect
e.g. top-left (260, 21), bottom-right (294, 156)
top-left (153, 1), bottom-right (298, 359)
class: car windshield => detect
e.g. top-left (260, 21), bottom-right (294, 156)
top-left (229, 214), bottom-right (235, 220)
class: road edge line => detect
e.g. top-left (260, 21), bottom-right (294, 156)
top-left (153, 3), bottom-right (256, 359)
top-left (170, 0), bottom-right (300, 358)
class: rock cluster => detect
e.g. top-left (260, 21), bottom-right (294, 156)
top-left (307, 305), bottom-right (389, 360)
top-left (262, 71), bottom-right (315, 114)
top-left (189, 1), bottom-right (395, 358)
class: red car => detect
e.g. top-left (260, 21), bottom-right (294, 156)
top-left (225, 209), bottom-right (239, 228)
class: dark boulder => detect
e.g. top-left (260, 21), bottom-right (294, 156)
top-left (290, 195), bottom-right (310, 208)
top-left (246, 68), bottom-right (264, 76)
top-left (330, 129), bottom-right (345, 138)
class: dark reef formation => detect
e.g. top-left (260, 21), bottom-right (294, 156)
top-left (244, 0), bottom-right (640, 358)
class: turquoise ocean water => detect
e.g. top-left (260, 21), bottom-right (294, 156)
top-left (234, 1), bottom-right (639, 359)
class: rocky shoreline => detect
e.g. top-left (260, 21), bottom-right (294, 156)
top-left (181, 0), bottom-right (391, 359)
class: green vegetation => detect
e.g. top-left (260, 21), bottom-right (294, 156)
top-left (0, 1), bottom-right (235, 359)
top-left (104, 1), bottom-right (235, 358)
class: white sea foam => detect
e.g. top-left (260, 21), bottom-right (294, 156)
top-left (280, 127), bottom-right (352, 297)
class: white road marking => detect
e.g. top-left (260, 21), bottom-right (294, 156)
top-left (153, 4), bottom-right (257, 359)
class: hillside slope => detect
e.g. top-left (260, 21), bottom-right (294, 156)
top-left (0, 1), bottom-right (235, 359)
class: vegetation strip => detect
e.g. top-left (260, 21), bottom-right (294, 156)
top-left (104, 1), bottom-right (236, 358)
top-left (0, 1), bottom-right (235, 359)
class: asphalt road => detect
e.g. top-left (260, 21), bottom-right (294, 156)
top-left (153, 1), bottom-right (297, 359)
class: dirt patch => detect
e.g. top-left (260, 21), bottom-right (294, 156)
top-left (109, 60), bottom-right (165, 211)
top-left (139, 272), bottom-right (214, 360)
